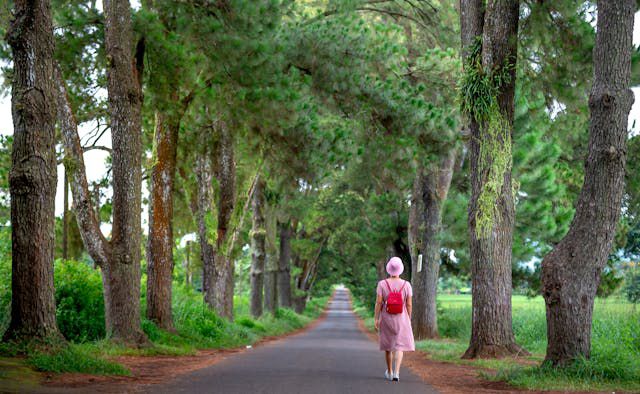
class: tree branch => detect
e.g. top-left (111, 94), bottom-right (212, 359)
top-left (54, 64), bottom-right (111, 267)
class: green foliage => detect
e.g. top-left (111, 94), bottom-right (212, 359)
top-left (596, 257), bottom-right (624, 298)
top-left (137, 285), bottom-right (328, 354)
top-left (28, 344), bottom-right (129, 376)
top-left (0, 227), bottom-right (10, 336)
top-left (625, 268), bottom-right (640, 305)
top-left (0, 136), bottom-right (11, 223)
top-left (54, 260), bottom-right (105, 342)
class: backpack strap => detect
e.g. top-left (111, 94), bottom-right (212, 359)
top-left (385, 279), bottom-right (405, 293)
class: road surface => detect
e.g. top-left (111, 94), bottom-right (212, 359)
top-left (147, 288), bottom-right (438, 394)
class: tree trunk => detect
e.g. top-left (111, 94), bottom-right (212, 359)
top-left (184, 241), bottom-right (191, 286)
top-left (63, 170), bottom-right (69, 260)
top-left (462, 0), bottom-right (525, 359)
top-left (376, 256), bottom-right (387, 281)
top-left (376, 244), bottom-right (396, 280)
top-left (196, 139), bottom-right (216, 307)
top-left (409, 150), bottom-right (456, 340)
top-left (264, 251), bottom-right (278, 315)
top-left (541, 0), bottom-right (635, 366)
top-left (277, 221), bottom-right (292, 308)
top-left (291, 237), bottom-right (326, 315)
top-left (212, 120), bottom-right (236, 319)
top-left (100, 0), bottom-right (147, 344)
top-left (292, 296), bottom-right (306, 314)
top-left (201, 120), bottom-right (236, 319)
top-left (250, 177), bottom-right (265, 318)
top-left (3, 0), bottom-right (60, 341)
top-left (146, 112), bottom-right (180, 330)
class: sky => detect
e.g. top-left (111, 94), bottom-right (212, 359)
top-left (0, 11), bottom-right (639, 224)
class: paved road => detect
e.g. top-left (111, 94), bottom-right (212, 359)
top-left (148, 288), bottom-right (438, 394)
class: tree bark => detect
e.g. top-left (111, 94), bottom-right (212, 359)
top-left (63, 170), bottom-right (69, 260)
top-left (184, 240), bottom-right (192, 286)
top-left (202, 120), bottom-right (236, 319)
top-left (409, 149), bottom-right (456, 340)
top-left (100, 0), bottom-right (147, 344)
top-left (264, 205), bottom-right (278, 314)
top-left (250, 176), bottom-right (265, 318)
top-left (196, 138), bottom-right (216, 308)
top-left (3, 0), bottom-right (60, 341)
top-left (462, 0), bottom-right (525, 359)
top-left (376, 256), bottom-right (387, 281)
top-left (264, 250), bottom-right (278, 314)
top-left (541, 0), bottom-right (635, 366)
top-left (146, 112), bottom-right (180, 330)
top-left (277, 221), bottom-right (293, 308)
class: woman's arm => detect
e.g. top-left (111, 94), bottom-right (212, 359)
top-left (406, 296), bottom-right (412, 319)
top-left (374, 294), bottom-right (383, 330)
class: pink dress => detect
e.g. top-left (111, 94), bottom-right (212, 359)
top-left (377, 279), bottom-right (415, 351)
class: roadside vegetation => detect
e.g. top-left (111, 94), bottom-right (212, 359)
top-left (353, 294), bottom-right (640, 392)
top-left (0, 256), bottom-right (329, 376)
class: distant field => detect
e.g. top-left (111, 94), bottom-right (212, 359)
top-left (439, 294), bottom-right (634, 311)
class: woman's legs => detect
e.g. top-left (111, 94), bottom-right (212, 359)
top-left (393, 351), bottom-right (404, 375)
top-left (385, 351), bottom-right (392, 372)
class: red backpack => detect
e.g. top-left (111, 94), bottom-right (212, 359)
top-left (384, 279), bottom-right (406, 314)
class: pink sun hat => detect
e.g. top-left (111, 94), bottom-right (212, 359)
top-left (386, 257), bottom-right (404, 276)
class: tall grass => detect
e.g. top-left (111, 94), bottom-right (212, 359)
top-left (28, 344), bottom-right (130, 375)
top-left (433, 295), bottom-right (640, 391)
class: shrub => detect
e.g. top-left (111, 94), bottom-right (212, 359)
top-left (54, 260), bottom-right (105, 342)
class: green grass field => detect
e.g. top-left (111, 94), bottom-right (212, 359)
top-left (436, 295), bottom-right (639, 392)
top-left (354, 293), bottom-right (640, 392)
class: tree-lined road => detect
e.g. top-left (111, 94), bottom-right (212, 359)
top-left (146, 289), bottom-right (438, 394)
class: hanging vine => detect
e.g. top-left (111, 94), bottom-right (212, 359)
top-left (459, 38), bottom-right (515, 238)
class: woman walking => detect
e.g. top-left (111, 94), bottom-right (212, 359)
top-left (374, 256), bottom-right (415, 382)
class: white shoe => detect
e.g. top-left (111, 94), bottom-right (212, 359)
top-left (393, 372), bottom-right (399, 382)
top-left (384, 370), bottom-right (392, 381)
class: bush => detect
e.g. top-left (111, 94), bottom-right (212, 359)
top-left (54, 260), bottom-right (105, 342)
top-left (437, 306), bottom-right (471, 340)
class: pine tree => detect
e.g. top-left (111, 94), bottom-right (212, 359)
top-left (3, 0), bottom-right (60, 342)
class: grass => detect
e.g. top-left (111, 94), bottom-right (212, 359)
top-left (353, 293), bottom-right (640, 392)
top-left (28, 344), bottom-right (131, 375)
top-left (0, 357), bottom-right (42, 392)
